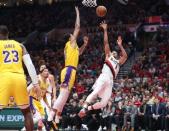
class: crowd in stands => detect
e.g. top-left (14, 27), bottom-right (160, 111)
top-left (3, 0), bottom-right (169, 130)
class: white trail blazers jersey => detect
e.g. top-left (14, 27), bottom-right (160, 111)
top-left (102, 54), bottom-right (120, 79)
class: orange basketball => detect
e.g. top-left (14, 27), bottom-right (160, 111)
top-left (96, 6), bottom-right (107, 17)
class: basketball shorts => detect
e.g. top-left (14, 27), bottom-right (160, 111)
top-left (92, 73), bottom-right (113, 99)
top-left (30, 96), bottom-right (45, 117)
top-left (0, 72), bottom-right (29, 109)
top-left (60, 66), bottom-right (76, 90)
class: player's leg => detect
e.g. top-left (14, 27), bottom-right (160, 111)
top-left (88, 80), bottom-right (112, 110)
top-left (47, 67), bottom-right (76, 129)
top-left (86, 74), bottom-right (108, 105)
top-left (50, 88), bottom-right (70, 120)
top-left (48, 67), bottom-right (68, 122)
top-left (13, 74), bottom-right (33, 131)
top-left (84, 82), bottom-right (104, 107)
top-left (81, 74), bottom-right (106, 113)
top-left (20, 107), bottom-right (34, 131)
top-left (48, 67), bottom-right (76, 121)
top-left (22, 103), bottom-right (45, 131)
top-left (30, 97), bottom-right (40, 124)
top-left (40, 98), bottom-right (50, 118)
top-left (34, 99), bottom-right (46, 130)
top-left (41, 97), bottom-right (55, 130)
top-left (46, 88), bottom-right (70, 131)
top-left (78, 74), bottom-right (107, 117)
top-left (21, 97), bottom-right (45, 131)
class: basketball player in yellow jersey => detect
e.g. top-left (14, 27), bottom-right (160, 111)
top-left (26, 65), bottom-right (50, 131)
top-left (37, 61), bottom-right (57, 107)
top-left (47, 6), bottom-right (89, 129)
top-left (0, 25), bottom-right (40, 131)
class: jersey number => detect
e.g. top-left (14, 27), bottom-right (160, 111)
top-left (111, 58), bottom-right (118, 69)
top-left (3, 50), bottom-right (19, 63)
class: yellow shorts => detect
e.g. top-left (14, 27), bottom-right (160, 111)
top-left (30, 96), bottom-right (45, 116)
top-left (0, 72), bottom-right (28, 108)
top-left (60, 66), bottom-right (76, 90)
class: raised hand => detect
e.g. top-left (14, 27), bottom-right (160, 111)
top-left (32, 84), bottom-right (41, 99)
top-left (117, 36), bottom-right (122, 46)
top-left (75, 6), bottom-right (79, 14)
top-left (100, 21), bottom-right (107, 30)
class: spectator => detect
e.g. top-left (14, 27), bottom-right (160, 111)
top-left (151, 98), bottom-right (165, 130)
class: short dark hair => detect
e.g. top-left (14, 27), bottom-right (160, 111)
top-left (63, 33), bottom-right (70, 42)
top-left (0, 25), bottom-right (9, 36)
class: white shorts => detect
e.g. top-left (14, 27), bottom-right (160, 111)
top-left (92, 73), bottom-right (113, 99)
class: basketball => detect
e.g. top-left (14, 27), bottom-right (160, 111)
top-left (96, 6), bottom-right (107, 17)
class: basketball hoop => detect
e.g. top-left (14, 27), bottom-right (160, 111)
top-left (82, 0), bottom-right (97, 7)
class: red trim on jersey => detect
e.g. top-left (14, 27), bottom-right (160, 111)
top-left (105, 60), bottom-right (116, 78)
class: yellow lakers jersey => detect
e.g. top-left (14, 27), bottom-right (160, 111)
top-left (29, 75), bottom-right (49, 100)
top-left (64, 41), bottom-right (79, 68)
top-left (39, 75), bottom-right (50, 98)
top-left (39, 75), bottom-right (49, 91)
top-left (0, 40), bottom-right (24, 74)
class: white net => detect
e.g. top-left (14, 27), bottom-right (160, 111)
top-left (82, 0), bottom-right (97, 7)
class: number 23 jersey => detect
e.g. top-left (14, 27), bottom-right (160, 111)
top-left (0, 40), bottom-right (24, 74)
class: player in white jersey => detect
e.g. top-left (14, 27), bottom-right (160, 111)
top-left (79, 21), bottom-right (127, 117)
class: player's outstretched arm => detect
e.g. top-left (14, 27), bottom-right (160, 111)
top-left (21, 44), bottom-right (38, 85)
top-left (117, 36), bottom-right (128, 65)
top-left (79, 36), bottom-right (89, 55)
top-left (100, 21), bottom-right (111, 57)
top-left (20, 44), bottom-right (41, 95)
top-left (70, 6), bottom-right (80, 47)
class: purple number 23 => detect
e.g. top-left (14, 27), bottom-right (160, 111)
top-left (3, 50), bottom-right (19, 63)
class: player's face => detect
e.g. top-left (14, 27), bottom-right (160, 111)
top-left (42, 69), bottom-right (49, 78)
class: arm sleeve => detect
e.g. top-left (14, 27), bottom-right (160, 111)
top-left (27, 83), bottom-right (33, 92)
top-left (23, 54), bottom-right (38, 85)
